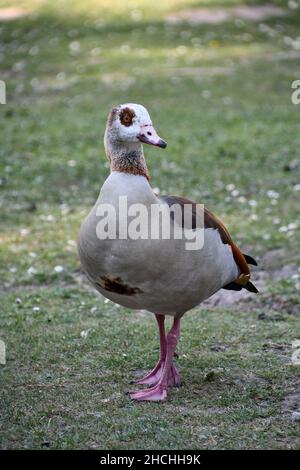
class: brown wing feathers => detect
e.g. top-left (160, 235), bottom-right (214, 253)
top-left (160, 195), bottom-right (258, 293)
top-left (203, 208), bottom-right (258, 292)
top-left (204, 208), bottom-right (249, 273)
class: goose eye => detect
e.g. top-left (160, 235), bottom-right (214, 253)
top-left (120, 107), bottom-right (135, 127)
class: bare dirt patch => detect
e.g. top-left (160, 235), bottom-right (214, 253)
top-left (283, 383), bottom-right (300, 419)
top-left (166, 5), bottom-right (286, 25)
top-left (0, 8), bottom-right (28, 21)
top-left (203, 251), bottom-right (299, 310)
top-left (202, 269), bottom-right (265, 308)
top-left (234, 5), bottom-right (286, 21)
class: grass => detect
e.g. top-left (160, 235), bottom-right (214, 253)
top-left (0, 0), bottom-right (300, 450)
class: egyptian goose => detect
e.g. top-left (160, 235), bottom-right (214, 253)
top-left (78, 103), bottom-right (258, 401)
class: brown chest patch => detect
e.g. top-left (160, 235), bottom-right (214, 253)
top-left (119, 107), bottom-right (136, 127)
top-left (96, 275), bottom-right (143, 295)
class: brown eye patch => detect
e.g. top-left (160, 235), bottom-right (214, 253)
top-left (119, 107), bottom-right (135, 127)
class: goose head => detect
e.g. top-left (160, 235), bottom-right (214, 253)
top-left (104, 103), bottom-right (167, 151)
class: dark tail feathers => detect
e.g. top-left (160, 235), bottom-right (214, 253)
top-left (223, 253), bottom-right (259, 293)
top-left (243, 254), bottom-right (258, 266)
top-left (223, 281), bottom-right (259, 293)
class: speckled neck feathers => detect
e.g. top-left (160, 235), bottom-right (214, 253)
top-left (107, 145), bottom-right (150, 181)
top-left (104, 108), bottom-right (150, 181)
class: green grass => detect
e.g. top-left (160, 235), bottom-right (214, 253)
top-left (0, 0), bottom-right (300, 450)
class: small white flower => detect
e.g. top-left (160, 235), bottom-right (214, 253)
top-left (13, 61), bottom-right (26, 72)
top-left (250, 214), bottom-right (258, 221)
top-left (292, 39), bottom-right (300, 51)
top-left (259, 23), bottom-right (269, 33)
top-left (20, 228), bottom-right (30, 236)
top-left (131, 9), bottom-right (142, 21)
top-left (29, 46), bottom-right (39, 56)
top-left (293, 184), bottom-right (300, 191)
top-left (90, 47), bottom-right (102, 56)
top-left (56, 71), bottom-right (66, 81)
top-left (284, 36), bottom-right (293, 46)
top-left (176, 45), bottom-right (187, 55)
top-left (288, 0), bottom-right (299, 10)
top-left (69, 41), bottom-right (80, 53)
top-left (91, 411), bottom-right (103, 418)
top-left (33, 307), bottom-right (40, 312)
top-left (223, 97), bottom-right (231, 105)
top-left (68, 159), bottom-right (76, 167)
top-left (54, 265), bottom-right (64, 273)
top-left (40, 214), bottom-right (55, 222)
top-left (226, 184), bottom-right (235, 191)
top-left (279, 225), bottom-right (288, 233)
top-left (104, 299), bottom-right (110, 304)
top-left (249, 200), bottom-right (257, 207)
top-left (80, 329), bottom-right (90, 339)
top-left (266, 190), bottom-right (279, 199)
top-left (27, 267), bottom-right (37, 275)
top-left (231, 189), bottom-right (240, 197)
top-left (120, 44), bottom-right (130, 53)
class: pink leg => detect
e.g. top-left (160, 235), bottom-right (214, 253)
top-left (130, 317), bottom-right (181, 401)
top-left (134, 314), bottom-right (166, 385)
top-left (134, 314), bottom-right (180, 387)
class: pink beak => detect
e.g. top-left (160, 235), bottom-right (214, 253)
top-left (138, 125), bottom-right (167, 149)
